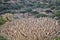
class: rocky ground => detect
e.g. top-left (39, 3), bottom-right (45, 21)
top-left (0, 17), bottom-right (60, 40)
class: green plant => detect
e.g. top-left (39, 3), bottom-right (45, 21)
top-left (35, 14), bottom-right (48, 18)
top-left (56, 6), bottom-right (60, 10)
top-left (54, 11), bottom-right (60, 17)
top-left (0, 16), bottom-right (7, 26)
top-left (20, 10), bottom-right (27, 13)
top-left (15, 3), bottom-right (24, 9)
top-left (31, 11), bottom-right (39, 15)
top-left (20, 8), bottom-right (32, 13)
top-left (57, 38), bottom-right (60, 40)
top-left (52, 37), bottom-right (60, 40)
top-left (0, 36), bottom-right (7, 40)
top-left (4, 0), bottom-right (10, 2)
top-left (40, 4), bottom-right (47, 8)
top-left (24, 8), bottom-right (32, 12)
top-left (46, 4), bottom-right (53, 8)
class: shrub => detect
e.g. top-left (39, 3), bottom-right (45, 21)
top-left (4, 0), bottom-right (10, 2)
top-left (56, 2), bottom-right (60, 6)
top-left (56, 38), bottom-right (60, 40)
top-left (26, 3), bottom-right (34, 7)
top-left (52, 37), bottom-right (60, 40)
top-left (56, 6), bottom-right (60, 10)
top-left (31, 11), bottom-right (39, 15)
top-left (40, 4), bottom-right (47, 8)
top-left (0, 16), bottom-right (7, 26)
top-left (33, 3), bottom-right (41, 8)
top-left (35, 14), bottom-right (48, 18)
top-left (24, 8), bottom-right (32, 12)
top-left (20, 10), bottom-right (27, 13)
top-left (0, 36), bottom-right (7, 40)
top-left (1, 18), bottom-right (59, 40)
top-left (15, 3), bottom-right (24, 9)
top-left (20, 8), bottom-right (32, 13)
top-left (54, 11), bottom-right (60, 17)
top-left (45, 4), bottom-right (53, 8)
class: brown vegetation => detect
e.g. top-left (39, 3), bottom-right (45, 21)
top-left (0, 17), bottom-right (60, 40)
